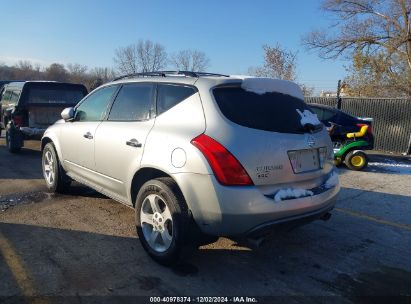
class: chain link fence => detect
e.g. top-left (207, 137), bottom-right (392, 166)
top-left (305, 97), bottom-right (411, 154)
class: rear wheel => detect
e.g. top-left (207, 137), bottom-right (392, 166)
top-left (42, 143), bottom-right (71, 193)
top-left (6, 125), bottom-right (23, 153)
top-left (344, 150), bottom-right (368, 171)
top-left (135, 177), bottom-right (195, 266)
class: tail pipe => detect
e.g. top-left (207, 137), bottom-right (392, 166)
top-left (320, 212), bottom-right (332, 221)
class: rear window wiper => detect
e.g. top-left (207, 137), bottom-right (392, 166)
top-left (301, 123), bottom-right (323, 133)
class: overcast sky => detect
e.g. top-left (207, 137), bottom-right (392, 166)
top-left (0, 0), bottom-right (347, 93)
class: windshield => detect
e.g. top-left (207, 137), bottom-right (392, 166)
top-left (213, 86), bottom-right (314, 134)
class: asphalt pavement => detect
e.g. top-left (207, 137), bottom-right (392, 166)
top-left (0, 132), bottom-right (410, 303)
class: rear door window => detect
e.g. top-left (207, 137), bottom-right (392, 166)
top-left (157, 84), bottom-right (196, 115)
top-left (108, 83), bottom-right (154, 121)
top-left (213, 86), bottom-right (312, 134)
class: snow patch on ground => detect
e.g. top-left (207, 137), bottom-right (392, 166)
top-left (325, 171), bottom-right (339, 189)
top-left (368, 161), bottom-right (411, 175)
top-left (239, 77), bottom-right (304, 99)
top-left (274, 188), bottom-right (314, 202)
top-left (296, 109), bottom-right (321, 127)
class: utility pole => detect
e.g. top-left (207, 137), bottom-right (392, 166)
top-left (336, 80), bottom-right (342, 109)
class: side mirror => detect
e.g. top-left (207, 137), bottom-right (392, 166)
top-left (61, 107), bottom-right (75, 121)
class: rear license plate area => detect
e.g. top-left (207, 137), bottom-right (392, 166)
top-left (288, 149), bottom-right (320, 173)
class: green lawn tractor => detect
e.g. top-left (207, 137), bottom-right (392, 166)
top-left (329, 124), bottom-right (372, 171)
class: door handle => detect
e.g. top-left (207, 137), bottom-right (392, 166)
top-left (83, 132), bottom-right (93, 139)
top-left (126, 138), bottom-right (142, 148)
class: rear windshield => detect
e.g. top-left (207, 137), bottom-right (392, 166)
top-left (26, 84), bottom-right (86, 105)
top-left (213, 86), bottom-right (312, 134)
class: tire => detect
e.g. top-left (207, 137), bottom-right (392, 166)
top-left (6, 126), bottom-right (23, 153)
top-left (344, 150), bottom-right (368, 171)
top-left (42, 143), bottom-right (71, 193)
top-left (135, 177), bottom-right (195, 266)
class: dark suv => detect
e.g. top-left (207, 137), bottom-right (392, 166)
top-left (308, 103), bottom-right (374, 149)
top-left (0, 81), bottom-right (87, 152)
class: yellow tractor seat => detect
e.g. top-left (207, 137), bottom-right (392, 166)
top-left (346, 125), bottom-right (368, 139)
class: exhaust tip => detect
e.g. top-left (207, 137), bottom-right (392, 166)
top-left (320, 212), bottom-right (332, 221)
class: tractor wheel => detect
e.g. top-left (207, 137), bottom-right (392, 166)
top-left (344, 150), bottom-right (368, 171)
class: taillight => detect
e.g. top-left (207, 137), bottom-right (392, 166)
top-left (13, 115), bottom-right (23, 127)
top-left (191, 134), bottom-right (253, 186)
top-left (356, 123), bottom-right (372, 135)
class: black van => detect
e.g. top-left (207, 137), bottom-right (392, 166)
top-left (0, 81), bottom-right (87, 152)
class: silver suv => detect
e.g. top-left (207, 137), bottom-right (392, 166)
top-left (41, 71), bottom-right (340, 265)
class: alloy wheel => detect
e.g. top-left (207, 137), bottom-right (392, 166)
top-left (140, 194), bottom-right (173, 253)
top-left (43, 150), bottom-right (55, 185)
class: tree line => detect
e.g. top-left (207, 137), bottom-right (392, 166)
top-left (0, 61), bottom-right (116, 91)
top-left (0, 40), bottom-right (314, 95)
top-left (2, 0), bottom-right (410, 100)
top-left (303, 0), bottom-right (411, 98)
top-left (0, 41), bottom-right (211, 91)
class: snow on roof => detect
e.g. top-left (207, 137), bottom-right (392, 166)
top-left (231, 76), bottom-right (304, 100)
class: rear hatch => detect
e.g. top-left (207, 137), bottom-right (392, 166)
top-left (209, 81), bottom-right (333, 190)
top-left (22, 82), bottom-right (87, 128)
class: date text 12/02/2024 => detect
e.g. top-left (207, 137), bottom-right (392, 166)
top-left (149, 297), bottom-right (258, 303)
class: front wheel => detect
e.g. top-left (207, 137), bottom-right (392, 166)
top-left (42, 143), bottom-right (71, 193)
top-left (344, 150), bottom-right (368, 171)
top-left (135, 177), bottom-right (195, 266)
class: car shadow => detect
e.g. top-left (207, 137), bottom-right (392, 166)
top-left (0, 145), bottom-right (43, 179)
top-left (60, 183), bottom-right (109, 199)
top-left (2, 184), bottom-right (411, 298)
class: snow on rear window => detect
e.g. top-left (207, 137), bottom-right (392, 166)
top-left (236, 77), bottom-right (304, 100)
top-left (296, 109), bottom-right (321, 127)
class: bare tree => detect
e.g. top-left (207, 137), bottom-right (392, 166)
top-left (67, 63), bottom-right (88, 83)
top-left (302, 0), bottom-right (411, 97)
top-left (113, 40), bottom-right (167, 74)
top-left (113, 44), bottom-right (139, 74)
top-left (249, 44), bottom-right (297, 80)
top-left (84, 67), bottom-right (116, 91)
top-left (299, 84), bottom-right (315, 97)
top-left (248, 44), bottom-right (315, 95)
top-left (170, 49), bottom-right (210, 71)
top-left (45, 63), bottom-right (68, 82)
top-left (14, 60), bottom-right (41, 80)
top-left (0, 60), bottom-right (119, 91)
top-left (137, 40), bottom-right (167, 72)
top-left (90, 67), bottom-right (116, 82)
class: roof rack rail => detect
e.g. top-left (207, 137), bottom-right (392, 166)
top-left (112, 71), bottom-right (229, 81)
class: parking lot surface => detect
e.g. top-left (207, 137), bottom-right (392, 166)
top-left (0, 133), bottom-right (410, 302)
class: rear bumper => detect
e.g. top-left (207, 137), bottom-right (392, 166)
top-left (173, 171), bottom-right (340, 237)
top-left (246, 200), bottom-right (335, 238)
top-left (19, 127), bottom-right (46, 139)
